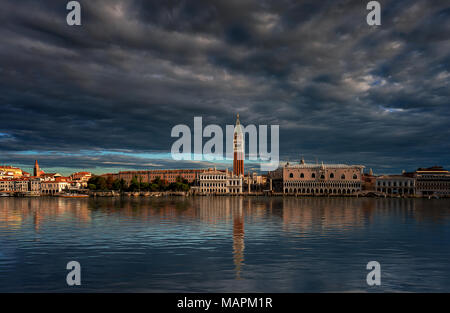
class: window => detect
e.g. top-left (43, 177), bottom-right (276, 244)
top-left (300, 173), bottom-right (304, 178)
top-left (320, 174), bottom-right (325, 179)
top-left (341, 174), bottom-right (345, 179)
top-left (312, 173), bottom-right (316, 178)
top-left (353, 174), bottom-right (357, 179)
top-left (330, 173), bottom-right (334, 179)
top-left (289, 173), bottom-right (293, 178)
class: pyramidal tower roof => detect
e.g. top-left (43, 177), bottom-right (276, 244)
top-left (234, 113), bottom-right (243, 134)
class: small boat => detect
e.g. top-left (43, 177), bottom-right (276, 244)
top-left (59, 193), bottom-right (89, 198)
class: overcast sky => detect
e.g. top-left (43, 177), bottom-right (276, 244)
top-left (0, 0), bottom-right (449, 175)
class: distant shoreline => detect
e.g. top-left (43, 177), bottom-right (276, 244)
top-left (2, 191), bottom-right (446, 199)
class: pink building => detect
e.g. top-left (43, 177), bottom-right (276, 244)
top-left (283, 159), bottom-right (364, 195)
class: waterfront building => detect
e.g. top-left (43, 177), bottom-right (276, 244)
top-left (0, 179), bottom-right (14, 192)
top-left (0, 177), bottom-right (42, 195)
top-left (13, 178), bottom-right (29, 192)
top-left (29, 178), bottom-right (42, 194)
top-left (414, 166), bottom-right (450, 197)
top-left (40, 173), bottom-right (62, 181)
top-left (104, 169), bottom-right (210, 185)
top-left (244, 172), bottom-right (267, 185)
top-left (233, 114), bottom-right (244, 176)
top-left (41, 177), bottom-right (70, 195)
top-left (243, 172), bottom-right (267, 192)
top-left (70, 171), bottom-right (92, 187)
top-left (0, 165), bottom-right (23, 178)
top-left (199, 169), bottom-right (243, 194)
top-left (282, 158), bottom-right (365, 195)
top-left (267, 167), bottom-right (283, 192)
top-left (376, 175), bottom-right (415, 195)
top-left (362, 169), bottom-right (377, 191)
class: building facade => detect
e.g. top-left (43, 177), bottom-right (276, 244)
top-left (376, 175), bottom-right (416, 195)
top-left (41, 179), bottom-right (70, 195)
top-left (29, 178), bottom-right (42, 194)
top-left (0, 179), bottom-right (14, 192)
top-left (282, 159), bottom-right (364, 195)
top-left (105, 169), bottom-right (208, 185)
top-left (414, 166), bottom-right (450, 197)
top-left (0, 165), bottom-right (23, 179)
top-left (70, 171), bottom-right (92, 187)
top-left (199, 170), bottom-right (243, 194)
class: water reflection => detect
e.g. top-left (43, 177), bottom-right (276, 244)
top-left (233, 199), bottom-right (245, 279)
top-left (0, 197), bottom-right (449, 292)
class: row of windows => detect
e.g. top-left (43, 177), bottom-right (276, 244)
top-left (285, 182), bottom-right (361, 188)
top-left (200, 188), bottom-right (242, 193)
top-left (377, 188), bottom-right (415, 194)
top-left (201, 180), bottom-right (242, 187)
top-left (377, 181), bottom-right (413, 187)
top-left (418, 184), bottom-right (450, 190)
top-left (285, 188), bottom-right (359, 194)
top-left (288, 173), bottom-right (358, 180)
top-left (200, 175), bottom-right (227, 180)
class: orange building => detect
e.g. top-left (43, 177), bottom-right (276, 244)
top-left (103, 169), bottom-right (211, 185)
top-left (70, 171), bottom-right (92, 187)
top-left (0, 165), bottom-right (23, 178)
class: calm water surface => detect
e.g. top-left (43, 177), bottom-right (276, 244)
top-left (0, 197), bottom-right (449, 292)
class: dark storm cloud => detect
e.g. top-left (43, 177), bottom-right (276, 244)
top-left (0, 0), bottom-right (449, 174)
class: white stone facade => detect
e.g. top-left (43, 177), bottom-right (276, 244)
top-left (199, 171), bottom-right (243, 194)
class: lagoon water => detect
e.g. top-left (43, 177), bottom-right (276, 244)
top-left (0, 197), bottom-right (449, 292)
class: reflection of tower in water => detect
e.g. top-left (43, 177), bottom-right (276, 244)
top-left (232, 198), bottom-right (244, 279)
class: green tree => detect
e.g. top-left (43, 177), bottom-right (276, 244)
top-left (106, 176), bottom-right (115, 190)
top-left (112, 179), bottom-right (121, 191)
top-left (129, 176), bottom-right (140, 192)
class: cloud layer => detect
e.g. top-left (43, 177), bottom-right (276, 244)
top-left (0, 0), bottom-right (449, 175)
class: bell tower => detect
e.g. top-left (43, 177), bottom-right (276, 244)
top-left (233, 114), bottom-right (244, 176)
top-left (34, 160), bottom-right (40, 177)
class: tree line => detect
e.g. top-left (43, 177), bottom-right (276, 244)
top-left (87, 175), bottom-right (190, 192)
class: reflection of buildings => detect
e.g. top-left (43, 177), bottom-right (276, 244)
top-left (232, 198), bottom-right (244, 279)
top-left (0, 198), bottom-right (91, 231)
top-left (279, 197), bottom-right (425, 233)
top-left (3, 196), bottom-right (449, 285)
top-left (281, 198), bottom-right (370, 233)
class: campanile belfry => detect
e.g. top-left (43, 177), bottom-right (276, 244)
top-left (233, 114), bottom-right (244, 176)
